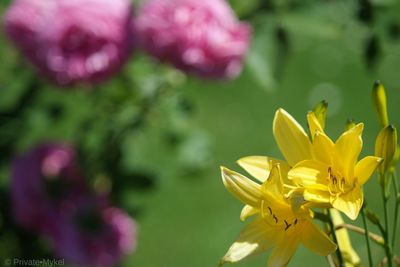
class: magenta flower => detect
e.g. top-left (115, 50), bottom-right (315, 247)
top-left (135, 0), bottom-right (251, 79)
top-left (5, 0), bottom-right (134, 86)
top-left (48, 202), bottom-right (136, 267)
top-left (11, 143), bottom-right (85, 232)
top-left (11, 143), bottom-right (137, 266)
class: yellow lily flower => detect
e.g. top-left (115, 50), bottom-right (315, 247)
top-left (272, 109), bottom-right (382, 220)
top-left (220, 163), bottom-right (337, 267)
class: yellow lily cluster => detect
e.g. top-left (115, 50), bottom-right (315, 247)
top-left (220, 108), bottom-right (382, 267)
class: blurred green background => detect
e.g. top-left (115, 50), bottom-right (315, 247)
top-left (1, 0), bottom-right (400, 266)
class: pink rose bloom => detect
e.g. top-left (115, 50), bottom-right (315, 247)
top-left (135, 0), bottom-right (251, 79)
top-left (5, 0), bottom-right (134, 86)
top-left (11, 143), bottom-right (85, 232)
top-left (49, 202), bottom-right (136, 267)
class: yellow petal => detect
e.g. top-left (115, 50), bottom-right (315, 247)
top-left (273, 109), bottom-right (312, 166)
top-left (307, 111), bottom-right (324, 138)
top-left (261, 164), bottom-right (284, 201)
top-left (221, 166), bottom-right (262, 207)
top-left (288, 160), bottom-right (329, 191)
top-left (332, 188), bottom-right (363, 220)
top-left (237, 156), bottom-right (290, 183)
top-left (330, 209), bottom-right (361, 267)
top-left (268, 233), bottom-right (300, 267)
top-left (300, 220), bottom-right (337, 256)
top-left (240, 205), bottom-right (259, 221)
top-left (303, 188), bottom-right (331, 205)
top-left (221, 217), bottom-right (279, 265)
top-left (334, 123), bottom-right (364, 178)
top-left (312, 131), bottom-right (335, 165)
top-left (355, 156), bottom-right (382, 185)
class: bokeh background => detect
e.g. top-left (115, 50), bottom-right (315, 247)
top-left (1, 0), bottom-right (400, 266)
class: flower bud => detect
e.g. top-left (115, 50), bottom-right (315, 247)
top-left (312, 100), bottom-right (328, 129)
top-left (372, 80), bottom-right (389, 127)
top-left (365, 208), bottom-right (380, 225)
top-left (375, 124), bottom-right (397, 176)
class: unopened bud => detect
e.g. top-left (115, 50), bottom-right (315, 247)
top-left (312, 100), bottom-right (328, 129)
top-left (372, 80), bottom-right (389, 127)
top-left (365, 209), bottom-right (380, 225)
top-left (375, 125), bottom-right (398, 176)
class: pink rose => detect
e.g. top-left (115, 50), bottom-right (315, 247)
top-left (5, 0), bottom-right (134, 86)
top-left (135, 0), bottom-right (251, 79)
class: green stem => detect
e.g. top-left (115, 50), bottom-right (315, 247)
top-left (391, 171), bottom-right (399, 249)
top-left (328, 209), bottom-right (344, 267)
top-left (381, 175), bottom-right (389, 237)
top-left (361, 208), bottom-right (374, 267)
top-left (380, 173), bottom-right (393, 267)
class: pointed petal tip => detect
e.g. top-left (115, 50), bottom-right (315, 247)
top-left (220, 166), bottom-right (230, 186)
top-left (346, 212), bottom-right (358, 221)
top-left (236, 156), bottom-right (251, 166)
top-left (274, 108), bottom-right (289, 121)
top-left (276, 108), bottom-right (286, 114)
top-left (220, 165), bottom-right (226, 175)
top-left (220, 166), bottom-right (262, 206)
top-left (344, 122), bottom-right (364, 134)
top-left (355, 123), bottom-right (364, 131)
top-left (334, 206), bottom-right (357, 221)
top-left (221, 166), bottom-right (233, 177)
